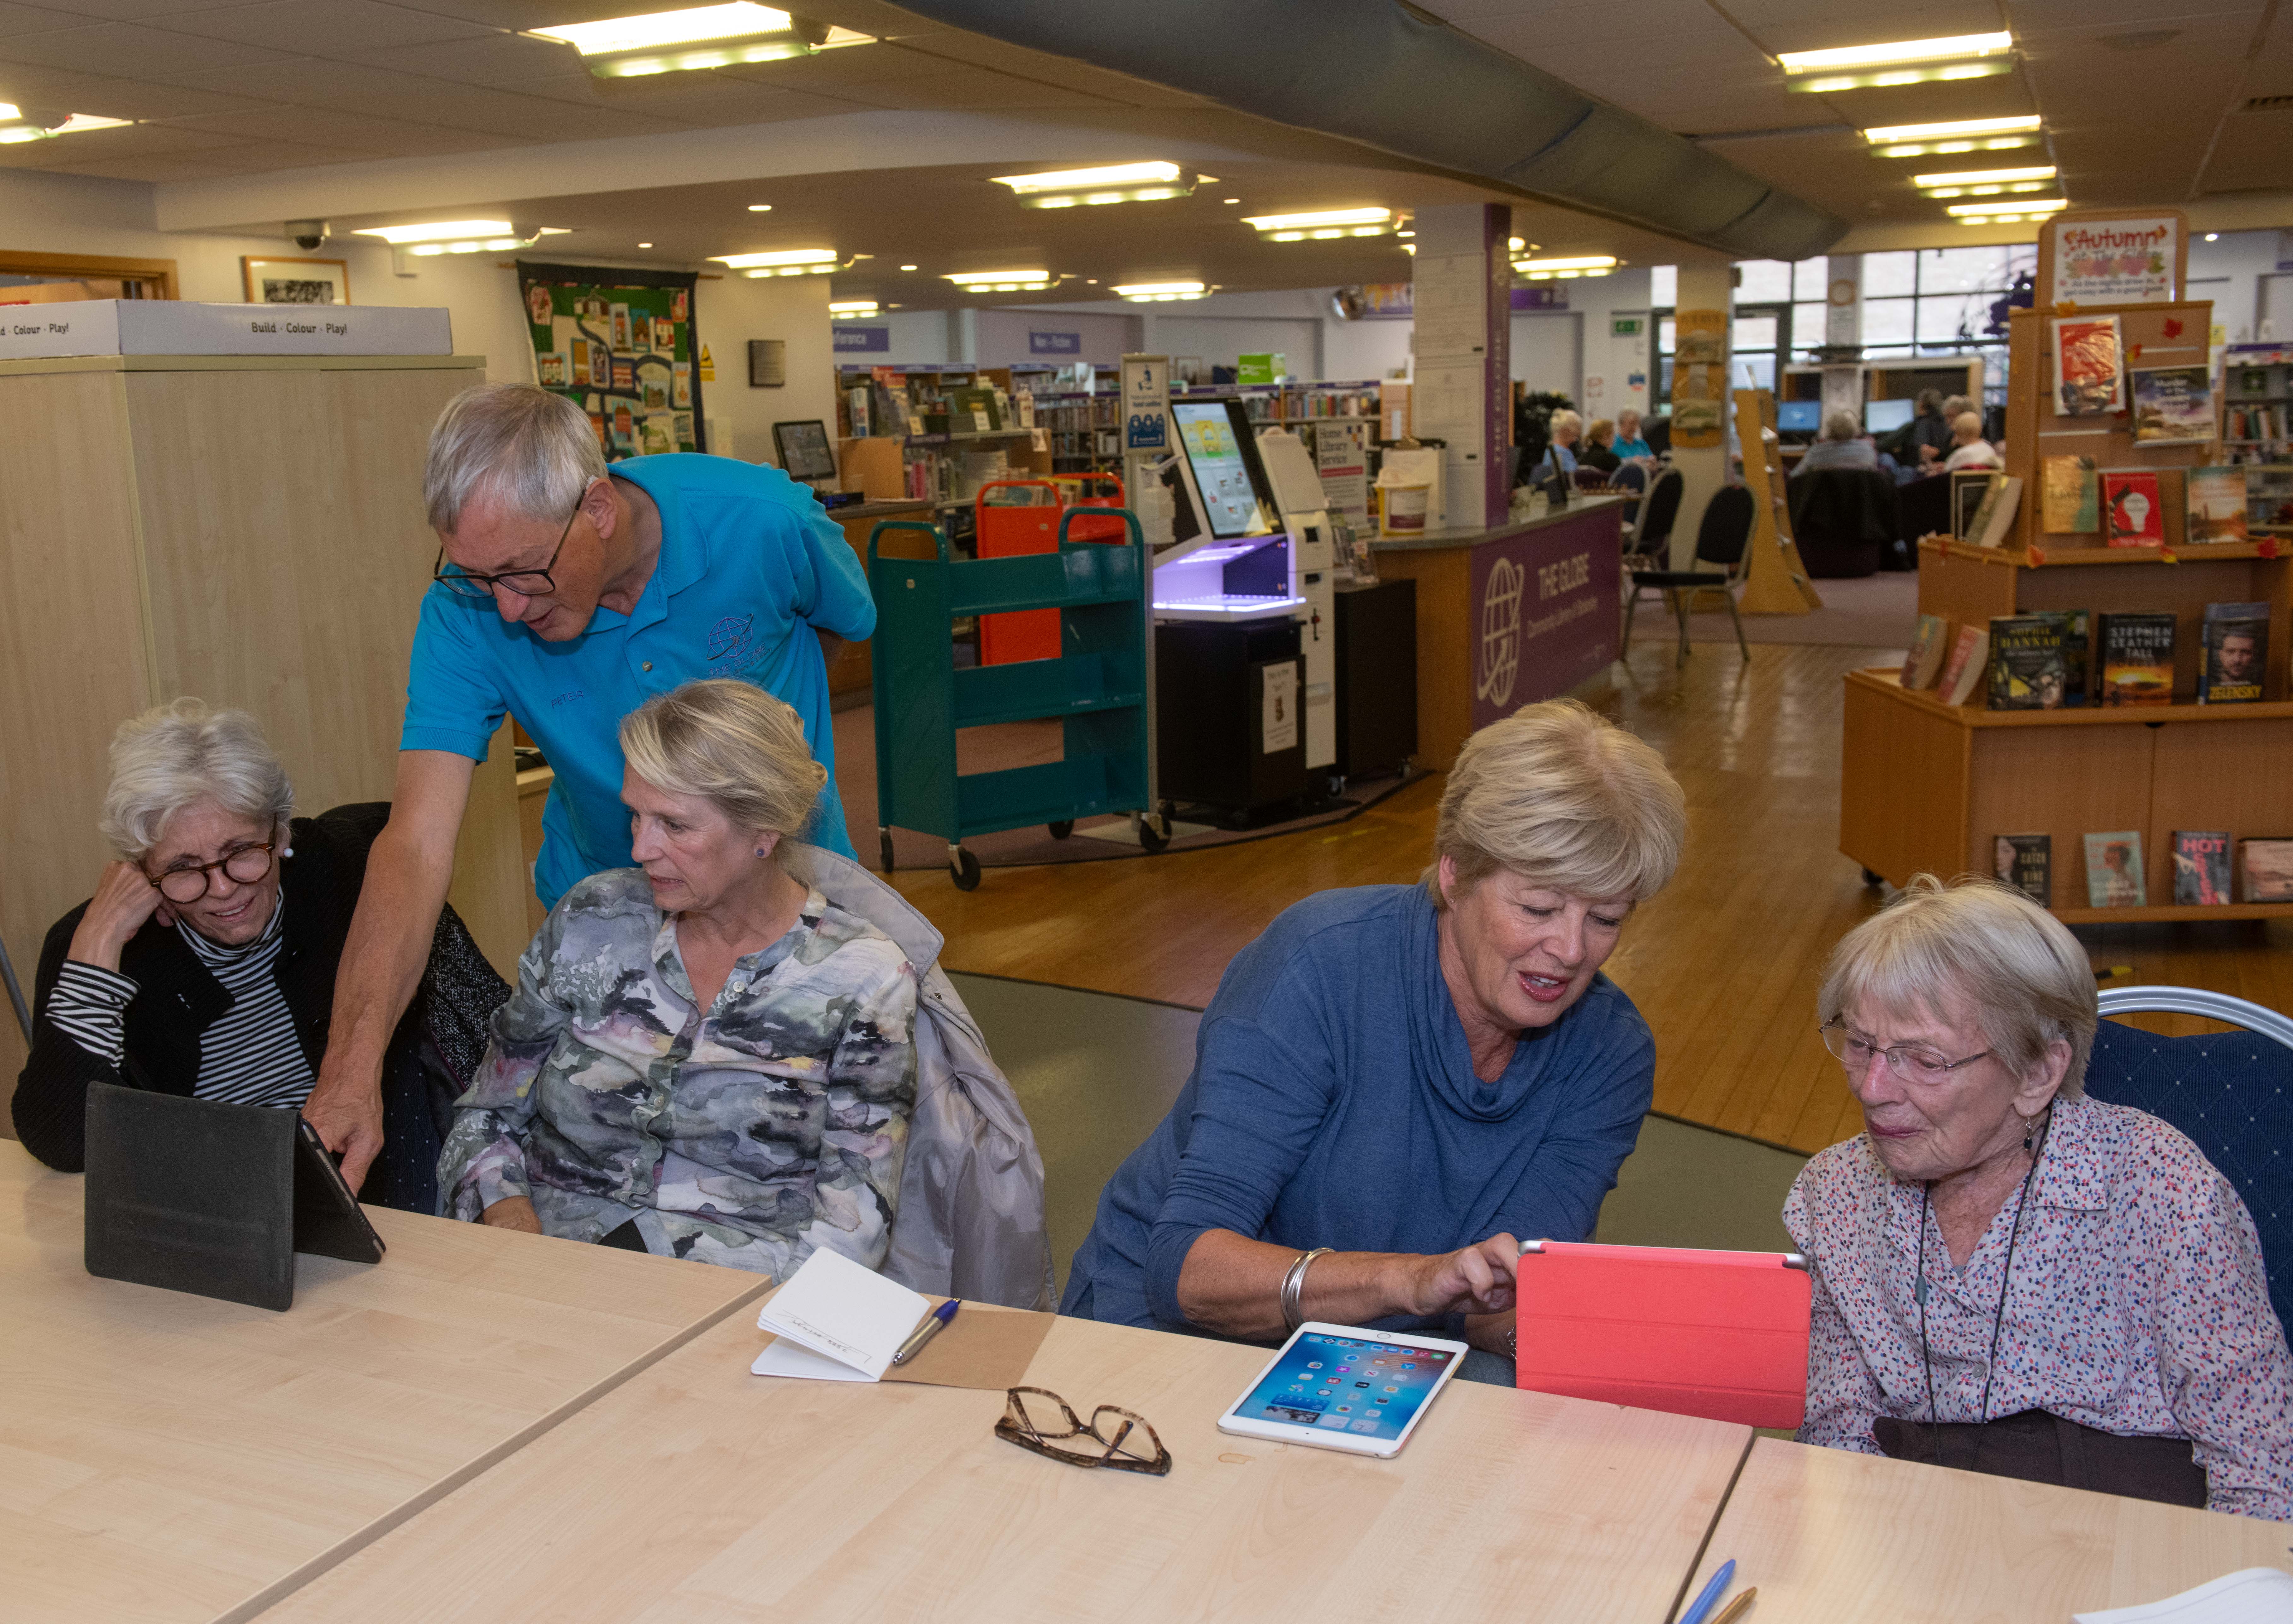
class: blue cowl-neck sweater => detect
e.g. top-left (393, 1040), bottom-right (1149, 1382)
top-left (1061, 884), bottom-right (1655, 1334)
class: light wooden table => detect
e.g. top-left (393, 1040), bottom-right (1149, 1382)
top-left (1679, 1437), bottom-right (2293, 1621)
top-left (0, 1146), bottom-right (769, 1624)
top-left (255, 1308), bottom-right (1752, 1623)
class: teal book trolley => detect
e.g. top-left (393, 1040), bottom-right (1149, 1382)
top-left (868, 510), bottom-right (1164, 889)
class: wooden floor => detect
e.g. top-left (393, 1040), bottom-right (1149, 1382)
top-left (888, 641), bottom-right (2293, 1156)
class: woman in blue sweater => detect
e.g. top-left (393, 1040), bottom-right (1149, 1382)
top-left (1062, 699), bottom-right (1687, 1375)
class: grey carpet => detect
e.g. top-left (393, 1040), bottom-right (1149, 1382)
top-left (948, 973), bottom-right (1811, 1296)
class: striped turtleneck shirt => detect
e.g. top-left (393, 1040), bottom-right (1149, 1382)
top-left (44, 894), bottom-right (315, 1110)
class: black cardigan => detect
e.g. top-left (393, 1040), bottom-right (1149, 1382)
top-left (13, 802), bottom-right (509, 1211)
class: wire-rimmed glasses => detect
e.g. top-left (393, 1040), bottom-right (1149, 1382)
top-left (149, 842), bottom-right (277, 904)
top-left (993, 1386), bottom-right (1170, 1476)
top-left (1820, 1017), bottom-right (1992, 1083)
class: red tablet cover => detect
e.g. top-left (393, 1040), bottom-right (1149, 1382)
top-left (1514, 1241), bottom-right (1812, 1429)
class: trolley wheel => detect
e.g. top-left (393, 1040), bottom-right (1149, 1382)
top-left (878, 828), bottom-right (896, 873)
top-left (1136, 815), bottom-right (1170, 855)
top-left (1861, 867), bottom-right (1885, 888)
top-left (950, 847), bottom-right (982, 891)
top-left (1047, 819), bottom-right (1075, 840)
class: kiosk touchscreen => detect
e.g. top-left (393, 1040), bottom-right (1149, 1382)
top-left (1153, 398), bottom-right (1302, 624)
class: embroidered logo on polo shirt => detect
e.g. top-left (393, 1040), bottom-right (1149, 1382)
top-left (707, 613), bottom-right (754, 667)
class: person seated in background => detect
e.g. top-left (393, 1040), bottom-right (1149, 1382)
top-left (13, 699), bottom-right (505, 1212)
top-left (441, 679), bottom-right (918, 1275)
top-left (1789, 410), bottom-right (1881, 478)
top-left (1941, 412), bottom-right (2003, 473)
top-left (1577, 418), bottom-right (1622, 477)
top-left (1611, 407), bottom-right (1654, 462)
top-left (1788, 876), bottom-right (2293, 1519)
top-left (1527, 410), bottom-right (1583, 486)
top-left (1903, 388), bottom-right (1951, 469)
top-left (1062, 700), bottom-right (1688, 1381)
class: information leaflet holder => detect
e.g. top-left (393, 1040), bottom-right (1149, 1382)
top-left (868, 512), bottom-right (1161, 889)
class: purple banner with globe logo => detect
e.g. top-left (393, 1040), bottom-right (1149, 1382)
top-left (1468, 505), bottom-right (1623, 731)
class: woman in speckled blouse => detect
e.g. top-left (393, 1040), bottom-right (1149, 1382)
top-left (439, 679), bottom-right (917, 1279)
top-left (1786, 874), bottom-right (2293, 1518)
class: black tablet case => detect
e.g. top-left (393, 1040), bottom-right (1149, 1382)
top-left (83, 1083), bottom-right (384, 1312)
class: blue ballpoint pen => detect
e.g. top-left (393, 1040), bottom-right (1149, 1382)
top-left (891, 1298), bottom-right (960, 1366)
top-left (1678, 1559), bottom-right (1736, 1624)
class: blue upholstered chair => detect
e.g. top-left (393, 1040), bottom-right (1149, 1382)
top-left (2084, 988), bottom-right (2293, 1335)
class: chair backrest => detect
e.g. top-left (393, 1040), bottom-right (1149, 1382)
top-left (2085, 988), bottom-right (2293, 1335)
top-left (1614, 461), bottom-right (1649, 494)
top-left (1693, 484), bottom-right (1757, 570)
top-left (1635, 468), bottom-right (1685, 553)
top-left (1894, 468), bottom-right (1953, 544)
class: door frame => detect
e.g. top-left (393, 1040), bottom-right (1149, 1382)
top-left (0, 249), bottom-right (178, 299)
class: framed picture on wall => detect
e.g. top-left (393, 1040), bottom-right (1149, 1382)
top-left (242, 256), bottom-right (351, 304)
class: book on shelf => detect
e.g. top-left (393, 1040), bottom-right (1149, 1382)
top-left (2054, 315), bottom-right (2126, 416)
top-left (2129, 364), bottom-right (2216, 445)
top-left (2040, 454), bottom-right (2100, 533)
top-left (2102, 469), bottom-right (2166, 547)
top-left (2171, 831), bottom-right (2233, 905)
top-left (1950, 470), bottom-right (1993, 539)
top-left (1958, 474), bottom-right (2021, 548)
top-left (2184, 466), bottom-right (2250, 543)
top-left (1994, 833), bottom-right (2051, 905)
top-left (1987, 615), bottom-right (2069, 710)
top-left (2242, 838), bottom-right (2293, 902)
top-left (2096, 611), bottom-right (2177, 706)
top-left (1900, 614), bottom-right (1952, 690)
top-left (2225, 404), bottom-right (2290, 443)
top-left (2198, 601), bottom-right (2270, 703)
top-left (2083, 831), bottom-right (2147, 908)
top-left (2035, 608), bottom-right (2091, 702)
top-left (1936, 624), bottom-right (1990, 706)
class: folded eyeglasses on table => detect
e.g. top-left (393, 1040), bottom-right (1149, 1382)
top-left (994, 1386), bottom-right (1171, 1476)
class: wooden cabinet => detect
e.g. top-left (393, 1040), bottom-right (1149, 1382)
top-left (0, 352), bottom-right (527, 1105)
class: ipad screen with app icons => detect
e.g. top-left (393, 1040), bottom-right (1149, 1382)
top-left (1216, 1322), bottom-right (1469, 1458)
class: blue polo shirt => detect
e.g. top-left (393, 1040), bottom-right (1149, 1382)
top-left (400, 454), bottom-right (875, 909)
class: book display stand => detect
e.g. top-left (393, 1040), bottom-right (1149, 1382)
top-left (1732, 387), bottom-right (1823, 616)
top-left (1839, 294), bottom-right (2293, 922)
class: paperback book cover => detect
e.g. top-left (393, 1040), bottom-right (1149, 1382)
top-left (2130, 365), bottom-right (2216, 445)
top-left (2103, 469), bottom-right (2166, 547)
top-left (2054, 315), bottom-right (2126, 416)
top-left (2083, 831), bottom-right (2147, 908)
top-left (1951, 470), bottom-right (1993, 539)
top-left (1900, 614), bottom-right (1952, 690)
top-left (1988, 615), bottom-right (2069, 710)
top-left (2199, 602), bottom-right (2270, 704)
top-left (2035, 608), bottom-right (2091, 703)
top-left (2242, 838), bottom-right (2293, 902)
top-left (1994, 834), bottom-right (2051, 905)
top-left (2041, 455), bottom-right (2100, 534)
top-left (2172, 831), bottom-right (2233, 905)
top-left (1937, 624), bottom-right (1990, 707)
top-left (1968, 475), bottom-right (2023, 549)
top-left (2097, 611), bottom-right (2177, 706)
top-left (2184, 466), bottom-right (2250, 544)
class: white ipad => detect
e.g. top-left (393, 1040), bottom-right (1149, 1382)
top-left (1215, 1321), bottom-right (1470, 1459)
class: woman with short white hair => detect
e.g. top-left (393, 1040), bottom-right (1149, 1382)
top-left (1940, 411), bottom-right (2002, 473)
top-left (1064, 700), bottom-right (1687, 1379)
top-left (14, 699), bottom-right (505, 1212)
top-left (439, 678), bottom-right (919, 1276)
top-left (1788, 875), bottom-right (2293, 1517)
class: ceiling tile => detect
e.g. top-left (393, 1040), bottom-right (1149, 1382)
top-left (708, 39), bottom-right (963, 89)
top-left (2008, 1), bottom-right (2263, 30)
top-left (1, 17), bottom-right (301, 73)
top-left (826, 67), bottom-right (1115, 109)
top-left (482, 102), bottom-right (695, 139)
top-left (154, 0), bottom-right (496, 53)
top-left (345, 0), bottom-right (663, 31)
top-left (336, 29), bottom-right (575, 82)
top-left (495, 67), bottom-right (858, 113)
top-left (38, 147), bottom-right (255, 174)
top-left (167, 133), bottom-right (375, 164)
top-left (15, 0), bottom-right (252, 20)
top-left (2201, 109), bottom-right (2293, 190)
top-left (0, 1), bottom-right (87, 34)
top-left (163, 100), bottom-right (525, 150)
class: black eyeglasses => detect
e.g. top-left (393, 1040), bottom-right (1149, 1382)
top-left (994, 1387), bottom-right (1170, 1476)
top-left (432, 486), bottom-right (590, 601)
top-left (149, 842), bottom-right (277, 904)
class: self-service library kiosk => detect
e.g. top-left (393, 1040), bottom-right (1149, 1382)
top-left (1150, 397), bottom-right (1338, 820)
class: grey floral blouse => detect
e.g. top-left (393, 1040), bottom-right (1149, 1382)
top-left (440, 867), bottom-right (918, 1278)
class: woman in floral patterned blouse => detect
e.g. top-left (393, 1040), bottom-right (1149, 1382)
top-left (1787, 875), bottom-right (2293, 1518)
top-left (440, 679), bottom-right (917, 1278)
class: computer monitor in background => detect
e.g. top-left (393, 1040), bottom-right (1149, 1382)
top-left (772, 420), bottom-right (838, 483)
top-left (1776, 400), bottom-right (1822, 435)
top-left (1864, 399), bottom-right (1914, 434)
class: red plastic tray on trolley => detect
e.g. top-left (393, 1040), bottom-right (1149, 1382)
top-left (975, 475), bottom-right (1128, 664)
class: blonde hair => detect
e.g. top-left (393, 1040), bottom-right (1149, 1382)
top-left (99, 697), bottom-right (293, 859)
top-left (1549, 409), bottom-right (1583, 436)
top-left (1426, 699), bottom-right (1686, 907)
top-left (1587, 417), bottom-right (1615, 445)
top-left (1951, 412), bottom-right (1984, 442)
top-left (1818, 874), bottom-right (2096, 1096)
top-left (619, 680), bottom-right (826, 849)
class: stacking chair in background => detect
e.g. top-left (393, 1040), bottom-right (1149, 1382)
top-left (1623, 466), bottom-right (1682, 569)
top-left (2086, 987), bottom-right (2293, 1334)
top-left (1623, 483), bottom-right (1754, 666)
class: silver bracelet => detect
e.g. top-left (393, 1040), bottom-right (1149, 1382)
top-left (1281, 1247), bottom-right (1333, 1332)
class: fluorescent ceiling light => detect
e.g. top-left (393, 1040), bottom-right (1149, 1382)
top-left (1781, 31), bottom-right (2012, 91)
top-left (1242, 206), bottom-right (1395, 240)
top-left (1946, 197), bottom-right (2067, 216)
top-left (714, 247), bottom-right (841, 277)
top-left (1112, 280), bottom-right (1206, 302)
top-left (353, 219), bottom-right (567, 254)
top-left (1513, 254), bottom-right (1619, 280)
top-left (943, 269), bottom-right (1056, 292)
top-left (0, 105), bottom-right (132, 142)
top-left (828, 300), bottom-right (878, 315)
top-left (532, 4), bottom-right (867, 77)
top-left (1912, 165), bottom-right (2056, 187)
top-left (1863, 115), bottom-right (2041, 142)
top-left (746, 203), bottom-right (772, 212)
top-left (991, 162), bottom-right (1192, 209)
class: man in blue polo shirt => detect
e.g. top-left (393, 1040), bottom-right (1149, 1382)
top-left (303, 383), bottom-right (874, 1190)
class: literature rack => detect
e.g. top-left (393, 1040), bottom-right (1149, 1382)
top-left (1731, 387), bottom-right (1822, 615)
top-left (1840, 294), bottom-right (2293, 920)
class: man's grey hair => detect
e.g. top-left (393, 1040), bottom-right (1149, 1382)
top-left (1822, 410), bottom-right (1862, 442)
top-left (98, 698), bottom-right (294, 859)
top-left (424, 382), bottom-right (606, 534)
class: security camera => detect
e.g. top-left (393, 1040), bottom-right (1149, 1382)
top-left (286, 220), bottom-right (330, 251)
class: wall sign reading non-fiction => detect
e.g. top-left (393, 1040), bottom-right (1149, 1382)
top-left (518, 260), bottom-right (702, 461)
top-left (1029, 330), bottom-right (1082, 355)
top-left (833, 325), bottom-right (890, 353)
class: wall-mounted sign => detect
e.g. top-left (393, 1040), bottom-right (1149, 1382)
top-left (1029, 329), bottom-right (1082, 355)
top-left (1611, 316), bottom-right (1643, 336)
top-left (1509, 284), bottom-right (1568, 311)
top-left (1669, 308), bottom-right (1728, 449)
top-left (1121, 353), bottom-right (1168, 452)
top-left (2042, 213), bottom-right (2183, 306)
top-left (832, 325), bottom-right (889, 352)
